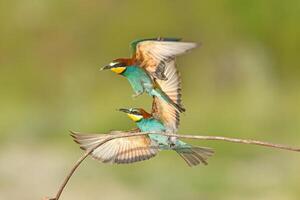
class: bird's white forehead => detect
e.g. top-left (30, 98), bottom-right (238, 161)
top-left (109, 61), bottom-right (118, 66)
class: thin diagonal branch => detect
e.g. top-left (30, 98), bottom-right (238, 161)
top-left (162, 133), bottom-right (300, 152)
top-left (46, 131), bottom-right (300, 200)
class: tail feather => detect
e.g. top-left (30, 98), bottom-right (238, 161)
top-left (176, 146), bottom-right (214, 167)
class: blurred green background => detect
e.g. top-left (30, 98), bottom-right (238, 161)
top-left (1, 1), bottom-right (300, 199)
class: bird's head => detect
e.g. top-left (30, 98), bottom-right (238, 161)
top-left (101, 58), bottom-right (131, 74)
top-left (118, 108), bottom-right (152, 122)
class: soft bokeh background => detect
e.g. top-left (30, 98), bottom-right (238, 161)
top-left (1, 1), bottom-right (300, 199)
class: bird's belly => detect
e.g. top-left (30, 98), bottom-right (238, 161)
top-left (149, 134), bottom-right (169, 147)
top-left (128, 77), bottom-right (144, 93)
top-left (137, 121), bottom-right (169, 147)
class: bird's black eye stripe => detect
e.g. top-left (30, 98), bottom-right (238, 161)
top-left (132, 111), bottom-right (140, 115)
top-left (114, 63), bottom-right (124, 68)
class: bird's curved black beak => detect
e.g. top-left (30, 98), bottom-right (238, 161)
top-left (118, 108), bottom-right (131, 114)
top-left (100, 65), bottom-right (111, 71)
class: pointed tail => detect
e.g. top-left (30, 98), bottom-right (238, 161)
top-left (152, 88), bottom-right (185, 113)
top-left (175, 146), bottom-right (214, 167)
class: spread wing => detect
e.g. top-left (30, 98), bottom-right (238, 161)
top-left (71, 130), bottom-right (159, 164)
top-left (131, 38), bottom-right (197, 80)
top-left (151, 60), bottom-right (182, 132)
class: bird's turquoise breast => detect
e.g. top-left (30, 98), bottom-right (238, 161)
top-left (122, 66), bottom-right (153, 93)
top-left (136, 118), bottom-right (169, 147)
top-left (136, 118), bottom-right (166, 132)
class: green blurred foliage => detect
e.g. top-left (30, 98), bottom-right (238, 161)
top-left (0, 0), bottom-right (300, 199)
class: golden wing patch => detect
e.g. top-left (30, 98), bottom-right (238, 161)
top-left (135, 40), bottom-right (197, 80)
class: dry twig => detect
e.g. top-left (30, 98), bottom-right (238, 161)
top-left (46, 131), bottom-right (300, 200)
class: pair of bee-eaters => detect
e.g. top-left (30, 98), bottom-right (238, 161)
top-left (72, 38), bottom-right (214, 166)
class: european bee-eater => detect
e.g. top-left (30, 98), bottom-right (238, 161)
top-left (72, 108), bottom-right (214, 166)
top-left (101, 38), bottom-right (197, 112)
top-left (102, 62), bottom-right (184, 112)
top-left (119, 108), bottom-right (214, 166)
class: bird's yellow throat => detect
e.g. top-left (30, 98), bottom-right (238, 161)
top-left (127, 113), bottom-right (143, 122)
top-left (111, 67), bottom-right (126, 74)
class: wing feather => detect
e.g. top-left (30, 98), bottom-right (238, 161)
top-left (134, 38), bottom-right (197, 80)
top-left (152, 60), bottom-right (182, 132)
top-left (71, 131), bottom-right (159, 164)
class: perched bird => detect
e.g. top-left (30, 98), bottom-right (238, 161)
top-left (119, 108), bottom-right (214, 166)
top-left (101, 38), bottom-right (197, 112)
top-left (71, 108), bottom-right (214, 166)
